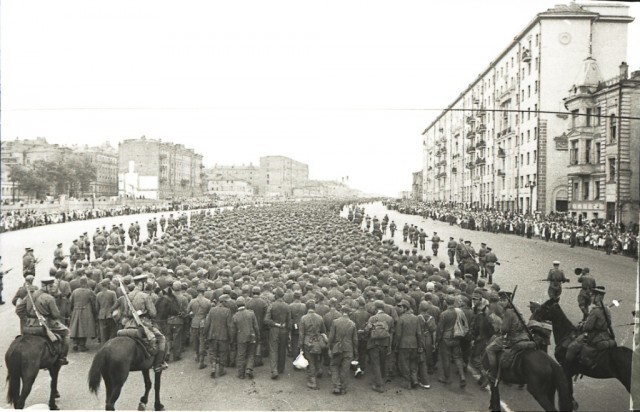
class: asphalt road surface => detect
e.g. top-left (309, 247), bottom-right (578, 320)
top-left (0, 202), bottom-right (635, 410)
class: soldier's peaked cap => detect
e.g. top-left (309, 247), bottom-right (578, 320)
top-left (41, 278), bottom-right (55, 285)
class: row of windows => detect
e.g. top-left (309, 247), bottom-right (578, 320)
top-left (571, 109), bottom-right (617, 143)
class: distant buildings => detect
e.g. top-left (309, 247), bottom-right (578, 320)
top-left (207, 179), bottom-right (254, 197)
top-left (420, 2), bottom-right (636, 220)
top-left (258, 156), bottom-right (309, 196)
top-left (204, 164), bottom-right (259, 195)
top-left (1, 137), bottom-right (72, 166)
top-left (118, 137), bottom-right (203, 200)
top-left (74, 143), bottom-right (118, 197)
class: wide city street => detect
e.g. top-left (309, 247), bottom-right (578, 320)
top-left (0, 202), bottom-right (636, 411)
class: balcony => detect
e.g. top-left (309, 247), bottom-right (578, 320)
top-left (497, 148), bottom-right (506, 158)
top-left (466, 145), bottom-right (476, 154)
top-left (521, 49), bottom-right (531, 63)
top-left (477, 109), bottom-right (486, 117)
top-left (437, 160), bottom-right (447, 167)
top-left (436, 172), bottom-right (447, 179)
top-left (466, 116), bottom-right (475, 126)
top-left (476, 140), bottom-right (486, 149)
top-left (467, 131), bottom-right (476, 139)
top-left (451, 167), bottom-right (457, 174)
top-left (466, 162), bottom-right (475, 170)
top-left (476, 124), bottom-right (487, 133)
top-left (497, 169), bottom-right (505, 176)
top-left (497, 85), bottom-right (515, 103)
top-left (567, 162), bottom-right (604, 176)
top-left (476, 157), bottom-right (486, 165)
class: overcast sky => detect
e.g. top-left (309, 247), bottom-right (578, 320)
top-left (2, 0), bottom-right (639, 197)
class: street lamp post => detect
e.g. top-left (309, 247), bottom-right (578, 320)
top-left (525, 181), bottom-right (536, 213)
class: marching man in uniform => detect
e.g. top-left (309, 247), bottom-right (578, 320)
top-left (547, 261), bottom-right (569, 302)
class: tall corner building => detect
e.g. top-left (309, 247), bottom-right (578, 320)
top-left (421, 2), bottom-right (634, 216)
top-left (258, 156), bottom-right (309, 196)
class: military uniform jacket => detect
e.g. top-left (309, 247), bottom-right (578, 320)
top-left (289, 301), bottom-right (306, 331)
top-left (447, 240), bottom-right (457, 250)
top-left (124, 289), bottom-right (157, 329)
top-left (578, 275), bottom-right (596, 297)
top-left (96, 289), bottom-right (117, 319)
top-left (485, 252), bottom-right (498, 267)
top-left (246, 297), bottom-right (269, 330)
top-left (299, 310), bottom-right (326, 346)
top-left (394, 312), bottom-right (422, 349)
top-left (501, 307), bottom-right (529, 345)
top-left (204, 304), bottom-right (232, 341)
top-left (365, 311), bottom-right (394, 349)
top-left (23, 254), bottom-right (36, 275)
top-left (329, 315), bottom-right (358, 355)
top-left (187, 296), bottom-right (212, 328)
top-left (584, 305), bottom-right (611, 345)
top-left (437, 308), bottom-right (458, 340)
top-left (230, 307), bottom-right (259, 343)
top-left (547, 268), bottom-right (567, 289)
top-left (264, 300), bottom-right (291, 330)
top-left (26, 290), bottom-right (64, 329)
top-left (168, 292), bottom-right (189, 325)
top-left (477, 246), bottom-right (488, 263)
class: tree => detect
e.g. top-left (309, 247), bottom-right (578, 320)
top-left (8, 164), bottom-right (50, 200)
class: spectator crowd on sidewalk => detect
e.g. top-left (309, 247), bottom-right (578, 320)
top-left (385, 200), bottom-right (639, 259)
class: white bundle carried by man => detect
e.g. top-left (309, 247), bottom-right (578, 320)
top-left (293, 351), bottom-right (309, 370)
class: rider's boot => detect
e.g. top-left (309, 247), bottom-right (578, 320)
top-left (153, 337), bottom-right (169, 373)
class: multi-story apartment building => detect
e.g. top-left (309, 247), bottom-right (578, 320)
top-left (258, 156), bottom-right (309, 196)
top-left (118, 137), bottom-right (204, 200)
top-left (1, 137), bottom-right (73, 166)
top-left (421, 2), bottom-right (633, 215)
top-left (207, 179), bottom-right (254, 197)
top-left (563, 60), bottom-right (639, 223)
top-left (75, 143), bottom-right (118, 197)
top-left (204, 164), bottom-right (259, 194)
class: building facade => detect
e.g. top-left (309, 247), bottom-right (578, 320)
top-left (204, 164), bottom-right (259, 194)
top-left (258, 156), bottom-right (309, 196)
top-left (412, 170), bottom-right (423, 200)
top-left (563, 61), bottom-right (640, 224)
top-left (207, 179), bottom-right (254, 197)
top-left (1, 137), bottom-right (73, 166)
top-left (118, 137), bottom-right (204, 200)
top-left (421, 2), bottom-right (633, 215)
top-left (75, 143), bottom-right (118, 197)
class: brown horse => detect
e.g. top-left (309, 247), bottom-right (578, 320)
top-left (532, 299), bottom-right (632, 410)
top-left (5, 334), bottom-right (63, 409)
top-left (88, 290), bottom-right (179, 411)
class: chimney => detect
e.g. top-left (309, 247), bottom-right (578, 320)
top-left (620, 62), bottom-right (628, 79)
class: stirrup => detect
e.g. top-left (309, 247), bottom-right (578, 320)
top-left (154, 362), bottom-right (169, 372)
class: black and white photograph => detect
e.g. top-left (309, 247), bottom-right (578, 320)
top-left (1, 0), bottom-right (639, 410)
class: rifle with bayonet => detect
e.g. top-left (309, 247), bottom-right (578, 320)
top-left (26, 286), bottom-right (58, 342)
top-left (599, 299), bottom-right (616, 341)
top-left (503, 285), bottom-right (535, 342)
top-left (565, 285), bottom-right (606, 290)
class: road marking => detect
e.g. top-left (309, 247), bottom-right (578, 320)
top-left (467, 365), bottom-right (515, 412)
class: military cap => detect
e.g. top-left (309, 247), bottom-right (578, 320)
top-left (582, 267), bottom-right (590, 274)
top-left (553, 260), bottom-right (560, 265)
top-left (450, 236), bottom-right (454, 240)
top-left (464, 274), bottom-right (473, 280)
top-left (236, 296), bottom-right (246, 306)
top-left (172, 281), bottom-right (182, 291)
top-left (445, 295), bottom-right (455, 305)
top-left (464, 240), bottom-right (471, 244)
top-left (481, 242), bottom-right (486, 246)
top-left (57, 242), bottom-right (62, 247)
top-left (41, 278), bottom-right (55, 285)
top-left (26, 247), bottom-right (34, 252)
top-left (486, 247), bottom-right (492, 251)
top-left (498, 291), bottom-right (512, 299)
top-left (101, 279), bottom-right (111, 286)
top-left (219, 294), bottom-right (230, 302)
top-left (487, 292), bottom-right (500, 302)
top-left (133, 274), bottom-right (148, 283)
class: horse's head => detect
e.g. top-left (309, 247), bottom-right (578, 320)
top-left (156, 288), bottom-right (180, 318)
top-left (532, 299), bottom-right (556, 322)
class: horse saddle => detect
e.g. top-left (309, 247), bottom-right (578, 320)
top-left (15, 332), bottom-right (62, 358)
top-left (579, 341), bottom-right (615, 369)
top-left (501, 341), bottom-right (537, 370)
top-left (117, 327), bottom-right (157, 357)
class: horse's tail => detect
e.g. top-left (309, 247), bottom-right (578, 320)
top-left (551, 359), bottom-right (572, 411)
top-left (5, 343), bottom-right (22, 406)
top-left (88, 347), bottom-right (106, 395)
